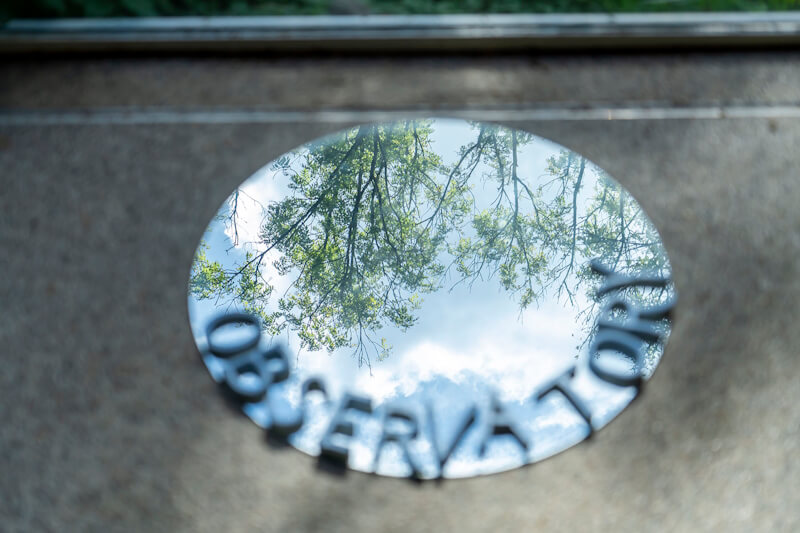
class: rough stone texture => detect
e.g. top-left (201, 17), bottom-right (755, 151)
top-left (1, 52), bottom-right (799, 532)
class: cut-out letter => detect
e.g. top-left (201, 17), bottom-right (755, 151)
top-left (320, 394), bottom-right (373, 465)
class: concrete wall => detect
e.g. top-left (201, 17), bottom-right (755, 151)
top-left (2, 51), bottom-right (799, 532)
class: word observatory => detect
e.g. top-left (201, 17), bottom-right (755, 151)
top-left (197, 260), bottom-right (674, 480)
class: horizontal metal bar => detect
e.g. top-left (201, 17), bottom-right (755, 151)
top-left (2, 13), bottom-right (800, 54)
top-left (3, 104), bottom-right (800, 126)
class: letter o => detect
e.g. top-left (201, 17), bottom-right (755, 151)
top-left (205, 312), bottom-right (262, 358)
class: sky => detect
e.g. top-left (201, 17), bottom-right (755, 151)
top-left (187, 118), bottom-right (670, 478)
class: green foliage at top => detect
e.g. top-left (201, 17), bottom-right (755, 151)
top-left (2, 0), bottom-right (798, 20)
top-left (189, 120), bottom-right (670, 369)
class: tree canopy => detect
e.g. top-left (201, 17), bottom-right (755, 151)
top-left (190, 120), bottom-right (669, 369)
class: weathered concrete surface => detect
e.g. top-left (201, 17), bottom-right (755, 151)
top-left (1, 53), bottom-right (799, 533)
top-left (4, 53), bottom-right (800, 110)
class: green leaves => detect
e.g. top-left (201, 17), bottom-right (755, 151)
top-left (205, 122), bottom-right (457, 368)
top-left (189, 245), bottom-right (228, 300)
top-left (190, 120), bottom-right (667, 368)
top-left (4, 0), bottom-right (796, 21)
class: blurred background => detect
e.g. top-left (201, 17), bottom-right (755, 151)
top-left (2, 0), bottom-right (798, 19)
top-left (2, 2), bottom-right (800, 532)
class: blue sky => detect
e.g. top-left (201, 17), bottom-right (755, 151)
top-left (188, 118), bottom-right (668, 478)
